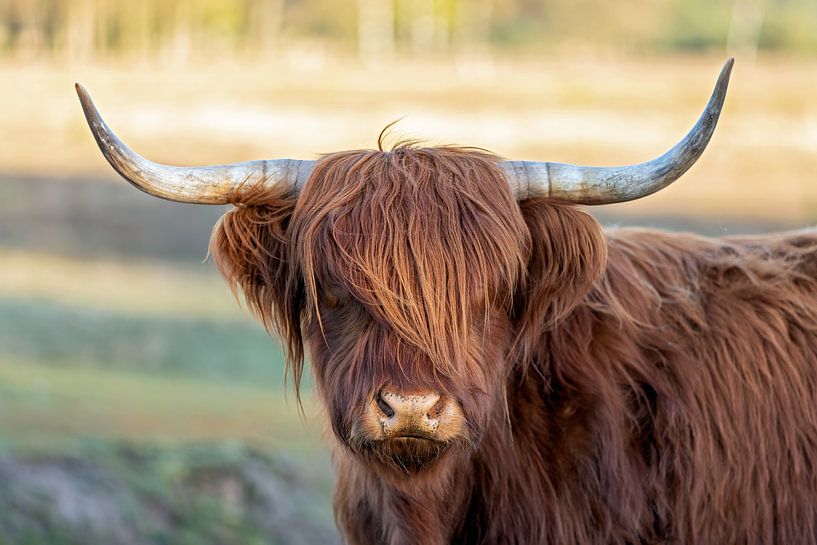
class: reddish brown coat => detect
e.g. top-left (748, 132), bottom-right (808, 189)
top-left (212, 146), bottom-right (817, 545)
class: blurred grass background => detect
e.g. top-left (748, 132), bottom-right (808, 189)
top-left (1, 0), bottom-right (816, 543)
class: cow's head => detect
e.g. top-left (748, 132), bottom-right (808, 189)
top-left (76, 60), bottom-right (732, 481)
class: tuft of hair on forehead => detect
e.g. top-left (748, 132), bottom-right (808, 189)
top-left (290, 143), bottom-right (531, 377)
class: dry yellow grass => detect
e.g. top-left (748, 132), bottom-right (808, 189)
top-left (0, 248), bottom-right (243, 320)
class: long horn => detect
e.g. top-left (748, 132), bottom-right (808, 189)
top-left (75, 83), bottom-right (314, 204)
top-left (503, 58), bottom-right (734, 204)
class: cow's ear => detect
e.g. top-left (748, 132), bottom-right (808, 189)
top-left (210, 195), bottom-right (306, 373)
top-left (515, 198), bottom-right (607, 333)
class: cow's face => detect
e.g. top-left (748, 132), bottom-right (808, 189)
top-left (289, 147), bottom-right (529, 477)
top-left (212, 146), bottom-right (607, 479)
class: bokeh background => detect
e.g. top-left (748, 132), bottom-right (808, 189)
top-left (1, 0), bottom-right (816, 543)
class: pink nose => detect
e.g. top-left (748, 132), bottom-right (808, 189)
top-left (375, 390), bottom-right (446, 438)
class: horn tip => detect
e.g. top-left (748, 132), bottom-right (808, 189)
top-left (75, 83), bottom-right (94, 112)
top-left (722, 58), bottom-right (735, 79)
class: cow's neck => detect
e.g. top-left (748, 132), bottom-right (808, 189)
top-left (375, 458), bottom-right (472, 545)
top-left (382, 477), bottom-right (467, 545)
top-left (332, 443), bottom-right (473, 545)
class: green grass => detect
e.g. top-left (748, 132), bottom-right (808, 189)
top-left (0, 348), bottom-right (336, 535)
top-left (0, 359), bottom-right (325, 452)
top-left (0, 298), bottom-right (295, 386)
top-left (0, 248), bottom-right (337, 542)
top-left (0, 248), bottom-right (323, 453)
top-left (0, 440), bottom-right (338, 545)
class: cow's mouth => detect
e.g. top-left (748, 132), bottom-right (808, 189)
top-left (392, 434), bottom-right (435, 441)
top-left (371, 436), bottom-right (450, 472)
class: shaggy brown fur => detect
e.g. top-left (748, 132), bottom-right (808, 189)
top-left (211, 145), bottom-right (817, 545)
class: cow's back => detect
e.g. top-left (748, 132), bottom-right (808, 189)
top-left (539, 227), bottom-right (817, 544)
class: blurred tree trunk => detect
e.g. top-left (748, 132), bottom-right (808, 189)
top-left (453, 0), bottom-right (494, 74)
top-left (357, 0), bottom-right (394, 65)
top-left (123, 0), bottom-right (152, 62)
top-left (407, 0), bottom-right (435, 55)
top-left (0, 0), bottom-right (7, 53)
top-left (246, 0), bottom-right (284, 58)
top-left (434, 0), bottom-right (453, 51)
top-left (15, 0), bottom-right (47, 59)
top-left (727, 0), bottom-right (767, 62)
top-left (165, 0), bottom-right (193, 65)
top-left (456, 0), bottom-right (493, 50)
top-left (93, 0), bottom-right (111, 57)
top-left (65, 0), bottom-right (95, 63)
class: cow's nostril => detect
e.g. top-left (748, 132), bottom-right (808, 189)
top-left (376, 393), bottom-right (395, 418)
top-left (427, 397), bottom-right (446, 420)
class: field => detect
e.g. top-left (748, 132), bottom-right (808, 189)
top-left (0, 170), bottom-right (338, 542)
top-left (0, 173), bottom-right (338, 542)
top-left (1, 53), bottom-right (816, 542)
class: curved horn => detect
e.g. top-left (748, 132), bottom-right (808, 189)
top-left (503, 58), bottom-right (734, 204)
top-left (75, 83), bottom-right (314, 204)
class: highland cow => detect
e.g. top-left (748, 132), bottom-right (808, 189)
top-left (76, 59), bottom-right (817, 544)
